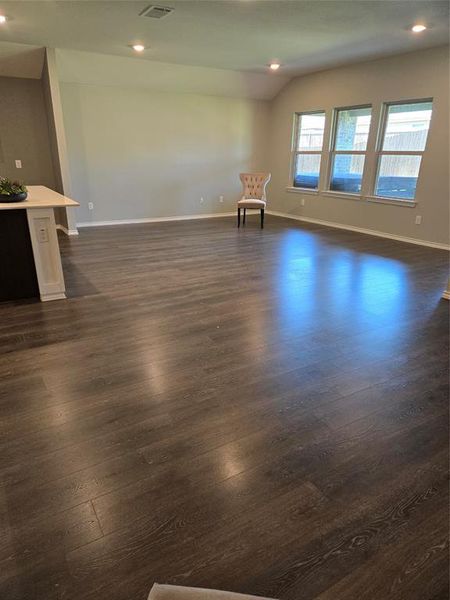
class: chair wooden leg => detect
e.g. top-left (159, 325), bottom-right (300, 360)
top-left (237, 207), bottom-right (241, 227)
top-left (243, 208), bottom-right (246, 225)
top-left (261, 209), bottom-right (264, 229)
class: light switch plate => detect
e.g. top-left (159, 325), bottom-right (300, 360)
top-left (15, 160), bottom-right (22, 169)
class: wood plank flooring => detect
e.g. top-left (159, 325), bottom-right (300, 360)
top-left (0, 215), bottom-right (448, 600)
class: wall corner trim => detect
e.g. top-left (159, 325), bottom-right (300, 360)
top-left (266, 210), bottom-right (450, 251)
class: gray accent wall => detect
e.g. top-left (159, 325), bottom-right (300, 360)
top-left (0, 76), bottom-right (56, 189)
top-left (268, 46), bottom-right (449, 246)
top-left (60, 82), bottom-right (270, 224)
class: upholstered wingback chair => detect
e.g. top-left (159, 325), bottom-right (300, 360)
top-left (237, 172), bottom-right (271, 229)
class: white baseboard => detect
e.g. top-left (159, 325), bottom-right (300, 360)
top-left (266, 210), bottom-right (450, 251)
top-left (77, 212), bottom-right (235, 228)
top-left (56, 224), bottom-right (79, 236)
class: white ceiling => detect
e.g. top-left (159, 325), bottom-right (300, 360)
top-left (0, 0), bottom-right (448, 76)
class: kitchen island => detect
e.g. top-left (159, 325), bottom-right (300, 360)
top-left (0, 185), bottom-right (79, 302)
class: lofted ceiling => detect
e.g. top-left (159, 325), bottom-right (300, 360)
top-left (0, 41), bottom-right (44, 78)
top-left (54, 48), bottom-right (290, 100)
top-left (0, 0), bottom-right (448, 77)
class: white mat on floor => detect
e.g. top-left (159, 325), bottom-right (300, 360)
top-left (148, 584), bottom-right (276, 600)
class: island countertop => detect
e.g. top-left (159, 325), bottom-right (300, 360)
top-left (0, 185), bottom-right (79, 210)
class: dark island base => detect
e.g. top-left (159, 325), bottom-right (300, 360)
top-left (0, 209), bottom-right (39, 302)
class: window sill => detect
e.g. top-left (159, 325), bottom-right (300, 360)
top-left (286, 186), bottom-right (319, 195)
top-left (365, 195), bottom-right (417, 208)
top-left (321, 190), bottom-right (362, 201)
top-left (285, 187), bottom-right (417, 208)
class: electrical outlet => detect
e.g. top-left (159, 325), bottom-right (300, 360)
top-left (38, 226), bottom-right (49, 243)
top-left (88, 202), bottom-right (94, 210)
top-left (415, 215), bottom-right (422, 225)
top-left (200, 197), bottom-right (204, 204)
top-left (15, 160), bottom-right (22, 169)
top-left (301, 198), bottom-right (305, 206)
top-left (219, 195), bottom-right (224, 203)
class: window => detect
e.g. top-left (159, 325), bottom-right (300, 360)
top-left (289, 99), bottom-right (433, 205)
top-left (375, 100), bottom-right (433, 200)
top-left (292, 111), bottom-right (326, 189)
top-left (329, 106), bottom-right (372, 194)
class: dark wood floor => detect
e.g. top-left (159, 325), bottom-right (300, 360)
top-left (0, 215), bottom-right (448, 600)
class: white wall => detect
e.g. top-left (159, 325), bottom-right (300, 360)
top-left (268, 46), bottom-right (449, 246)
top-left (60, 82), bottom-right (269, 224)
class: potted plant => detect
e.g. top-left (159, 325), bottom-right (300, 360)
top-left (0, 177), bottom-right (28, 202)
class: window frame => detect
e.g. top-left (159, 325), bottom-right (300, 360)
top-left (372, 98), bottom-right (433, 202)
top-left (327, 104), bottom-right (373, 196)
top-left (290, 109), bottom-right (326, 191)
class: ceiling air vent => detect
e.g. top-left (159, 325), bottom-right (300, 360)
top-left (140, 5), bottom-right (174, 19)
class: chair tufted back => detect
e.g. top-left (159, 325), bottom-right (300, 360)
top-left (239, 172), bottom-right (271, 200)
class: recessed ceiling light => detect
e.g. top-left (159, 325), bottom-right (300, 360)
top-left (269, 62), bottom-right (281, 71)
top-left (412, 24), bottom-right (427, 32)
top-left (0, 15), bottom-right (7, 24)
top-left (132, 44), bottom-right (146, 52)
